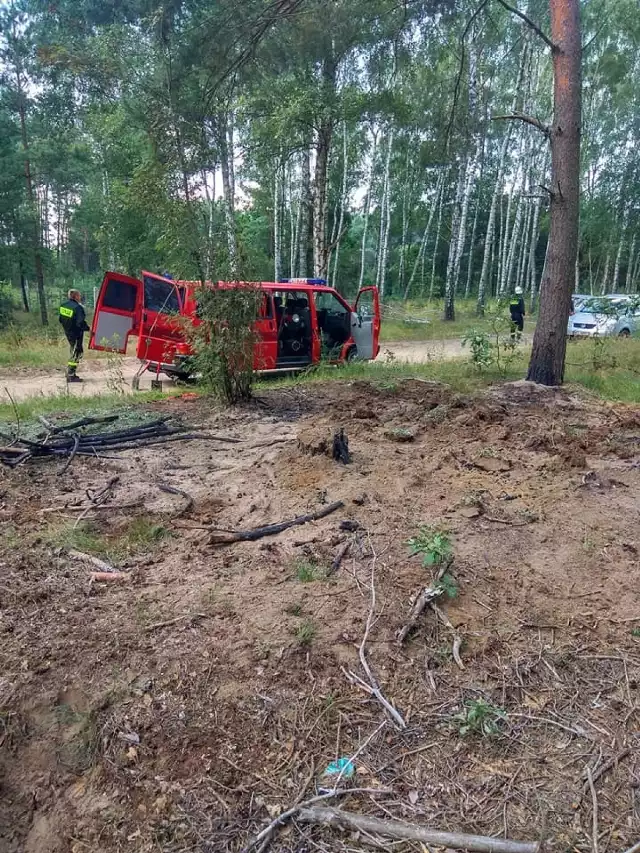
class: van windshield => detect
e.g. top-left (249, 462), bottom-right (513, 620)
top-left (143, 275), bottom-right (181, 314)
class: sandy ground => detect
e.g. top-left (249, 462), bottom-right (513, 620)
top-left (0, 379), bottom-right (638, 852)
top-left (0, 339), bottom-right (479, 403)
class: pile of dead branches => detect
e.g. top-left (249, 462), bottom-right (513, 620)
top-left (0, 414), bottom-right (230, 470)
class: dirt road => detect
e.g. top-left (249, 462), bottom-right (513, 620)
top-left (0, 339), bottom-right (470, 403)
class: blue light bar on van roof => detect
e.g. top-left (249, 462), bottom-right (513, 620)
top-left (279, 277), bottom-right (327, 285)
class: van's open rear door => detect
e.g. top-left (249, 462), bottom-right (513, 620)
top-left (90, 272), bottom-right (142, 353)
top-left (352, 286), bottom-right (381, 360)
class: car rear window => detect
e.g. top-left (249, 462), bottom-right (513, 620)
top-left (102, 279), bottom-right (138, 312)
top-left (143, 275), bottom-right (181, 314)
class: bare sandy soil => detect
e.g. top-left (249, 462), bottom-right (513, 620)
top-left (0, 340), bottom-right (477, 403)
top-left (0, 378), bottom-right (638, 852)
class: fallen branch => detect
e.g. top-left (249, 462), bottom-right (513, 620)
top-left (156, 482), bottom-right (194, 516)
top-left (144, 613), bottom-right (206, 632)
top-left (69, 550), bottom-right (118, 574)
top-left (296, 807), bottom-right (540, 853)
top-left (482, 515), bottom-right (531, 527)
top-left (242, 788), bottom-right (390, 853)
top-left (206, 501), bottom-right (344, 544)
top-left (327, 541), bottom-right (350, 576)
top-left (397, 584), bottom-right (444, 644)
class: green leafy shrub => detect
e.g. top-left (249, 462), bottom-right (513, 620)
top-left (0, 282), bottom-right (15, 330)
top-left (190, 283), bottom-right (260, 404)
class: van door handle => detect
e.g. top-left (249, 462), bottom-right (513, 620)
top-left (143, 312), bottom-right (148, 323)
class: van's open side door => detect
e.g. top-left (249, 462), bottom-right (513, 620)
top-left (136, 272), bottom-right (184, 364)
top-left (352, 286), bottom-right (381, 360)
top-left (90, 271), bottom-right (142, 353)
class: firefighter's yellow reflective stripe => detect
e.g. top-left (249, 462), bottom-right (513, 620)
top-left (68, 361), bottom-right (78, 368)
top-left (59, 306), bottom-right (74, 318)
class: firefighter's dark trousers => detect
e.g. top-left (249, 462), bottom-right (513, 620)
top-left (65, 333), bottom-right (84, 377)
top-left (510, 316), bottom-right (524, 342)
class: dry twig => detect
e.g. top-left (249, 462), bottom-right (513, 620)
top-left (296, 807), bottom-right (540, 853)
top-left (586, 766), bottom-right (599, 853)
top-left (344, 539), bottom-right (407, 729)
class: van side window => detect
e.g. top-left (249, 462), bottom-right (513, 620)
top-left (143, 276), bottom-right (181, 314)
top-left (103, 280), bottom-right (137, 312)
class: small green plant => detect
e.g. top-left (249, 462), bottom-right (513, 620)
top-left (452, 698), bottom-right (506, 738)
top-left (296, 619), bottom-right (316, 646)
top-left (407, 526), bottom-right (452, 568)
top-left (461, 329), bottom-right (492, 371)
top-left (294, 558), bottom-right (326, 583)
top-left (435, 572), bottom-right (458, 600)
top-left (631, 627), bottom-right (640, 638)
top-left (285, 602), bottom-right (302, 617)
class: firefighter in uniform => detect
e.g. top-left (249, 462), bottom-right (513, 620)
top-left (509, 286), bottom-right (525, 342)
top-left (59, 290), bottom-right (90, 382)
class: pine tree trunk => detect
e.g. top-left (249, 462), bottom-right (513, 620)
top-left (527, 0), bottom-right (582, 386)
top-left (299, 148), bottom-right (311, 277)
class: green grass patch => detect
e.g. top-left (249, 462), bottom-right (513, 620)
top-left (380, 298), bottom-right (537, 342)
top-left (46, 516), bottom-right (170, 563)
top-left (266, 337), bottom-right (640, 405)
top-left (0, 390), bottom-right (176, 430)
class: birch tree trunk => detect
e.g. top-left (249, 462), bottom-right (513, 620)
top-left (274, 160), bottom-right (284, 283)
top-left (444, 161), bottom-right (466, 320)
top-left (298, 147), bottom-right (311, 277)
top-left (398, 148), bottom-right (412, 297)
top-left (464, 194), bottom-right (480, 298)
top-left (626, 233), bottom-right (637, 293)
top-left (611, 201), bottom-right (630, 292)
top-left (331, 120), bottom-right (348, 290)
top-left (430, 172), bottom-right (446, 299)
top-left (378, 128), bottom-right (394, 298)
top-left (477, 132), bottom-right (512, 312)
top-left (406, 172), bottom-right (443, 300)
top-left (359, 127), bottom-right (378, 289)
top-left (600, 252), bottom-right (610, 295)
top-left (528, 197), bottom-right (542, 310)
top-left (313, 120), bottom-right (332, 278)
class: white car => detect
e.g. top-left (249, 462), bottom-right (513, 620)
top-left (567, 295), bottom-right (640, 338)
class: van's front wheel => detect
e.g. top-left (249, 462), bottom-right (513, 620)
top-left (346, 346), bottom-right (359, 363)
